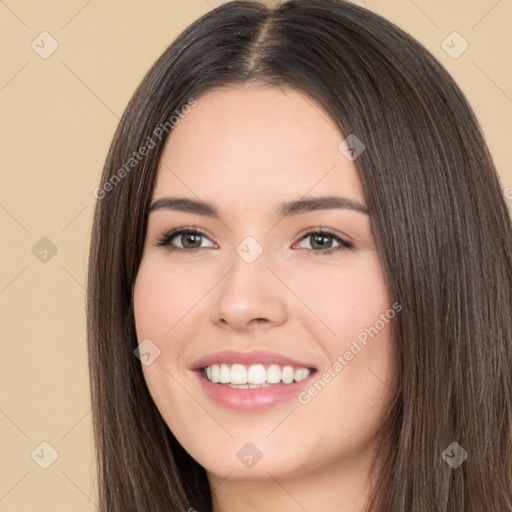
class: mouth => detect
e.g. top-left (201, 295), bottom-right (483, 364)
top-left (191, 350), bottom-right (318, 412)
top-left (200, 363), bottom-right (315, 388)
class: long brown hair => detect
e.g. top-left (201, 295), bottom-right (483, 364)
top-left (86, 1), bottom-right (512, 510)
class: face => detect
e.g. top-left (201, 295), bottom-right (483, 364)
top-left (133, 84), bottom-right (398, 483)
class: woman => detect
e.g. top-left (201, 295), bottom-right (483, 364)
top-left (87, 1), bottom-right (512, 511)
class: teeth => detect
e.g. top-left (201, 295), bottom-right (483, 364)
top-left (228, 383), bottom-right (273, 389)
top-left (282, 365), bottom-right (294, 384)
top-left (230, 364), bottom-right (247, 384)
top-left (211, 364), bottom-right (220, 383)
top-left (267, 364), bottom-right (282, 383)
top-left (219, 364), bottom-right (230, 383)
top-left (203, 363), bottom-right (312, 385)
top-left (247, 364), bottom-right (267, 384)
top-left (294, 368), bottom-right (310, 382)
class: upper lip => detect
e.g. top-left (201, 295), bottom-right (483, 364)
top-left (190, 349), bottom-right (317, 371)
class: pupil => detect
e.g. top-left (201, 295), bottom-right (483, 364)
top-left (312, 234), bottom-right (331, 250)
top-left (183, 234), bottom-right (200, 248)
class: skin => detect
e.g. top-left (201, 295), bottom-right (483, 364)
top-left (133, 84), bottom-right (398, 512)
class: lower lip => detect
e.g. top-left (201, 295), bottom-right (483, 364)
top-left (194, 370), bottom-right (316, 412)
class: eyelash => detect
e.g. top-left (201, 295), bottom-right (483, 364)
top-left (154, 227), bottom-right (353, 256)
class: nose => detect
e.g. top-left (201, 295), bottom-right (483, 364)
top-left (209, 248), bottom-right (287, 332)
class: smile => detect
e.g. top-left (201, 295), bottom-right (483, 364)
top-left (191, 349), bottom-right (318, 411)
top-left (203, 363), bottom-right (312, 388)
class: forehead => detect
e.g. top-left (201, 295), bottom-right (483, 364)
top-left (153, 84), bottom-right (366, 213)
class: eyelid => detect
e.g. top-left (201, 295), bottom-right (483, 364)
top-left (296, 226), bottom-right (352, 243)
top-left (293, 226), bottom-right (353, 252)
top-left (154, 226), bottom-right (353, 254)
top-left (153, 226), bottom-right (215, 249)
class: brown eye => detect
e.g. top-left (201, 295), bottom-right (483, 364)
top-left (175, 232), bottom-right (203, 249)
top-left (294, 229), bottom-right (353, 255)
top-left (155, 228), bottom-right (216, 252)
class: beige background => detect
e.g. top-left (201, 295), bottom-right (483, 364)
top-left (1, 0), bottom-right (510, 510)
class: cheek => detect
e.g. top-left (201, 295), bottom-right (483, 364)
top-left (289, 252), bottom-right (391, 341)
top-left (290, 253), bottom-right (396, 409)
top-left (133, 258), bottom-right (206, 341)
top-left (132, 260), bottom-right (204, 419)
top-left (132, 257), bottom-right (216, 404)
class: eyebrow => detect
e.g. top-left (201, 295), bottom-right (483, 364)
top-left (149, 195), bottom-right (370, 218)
